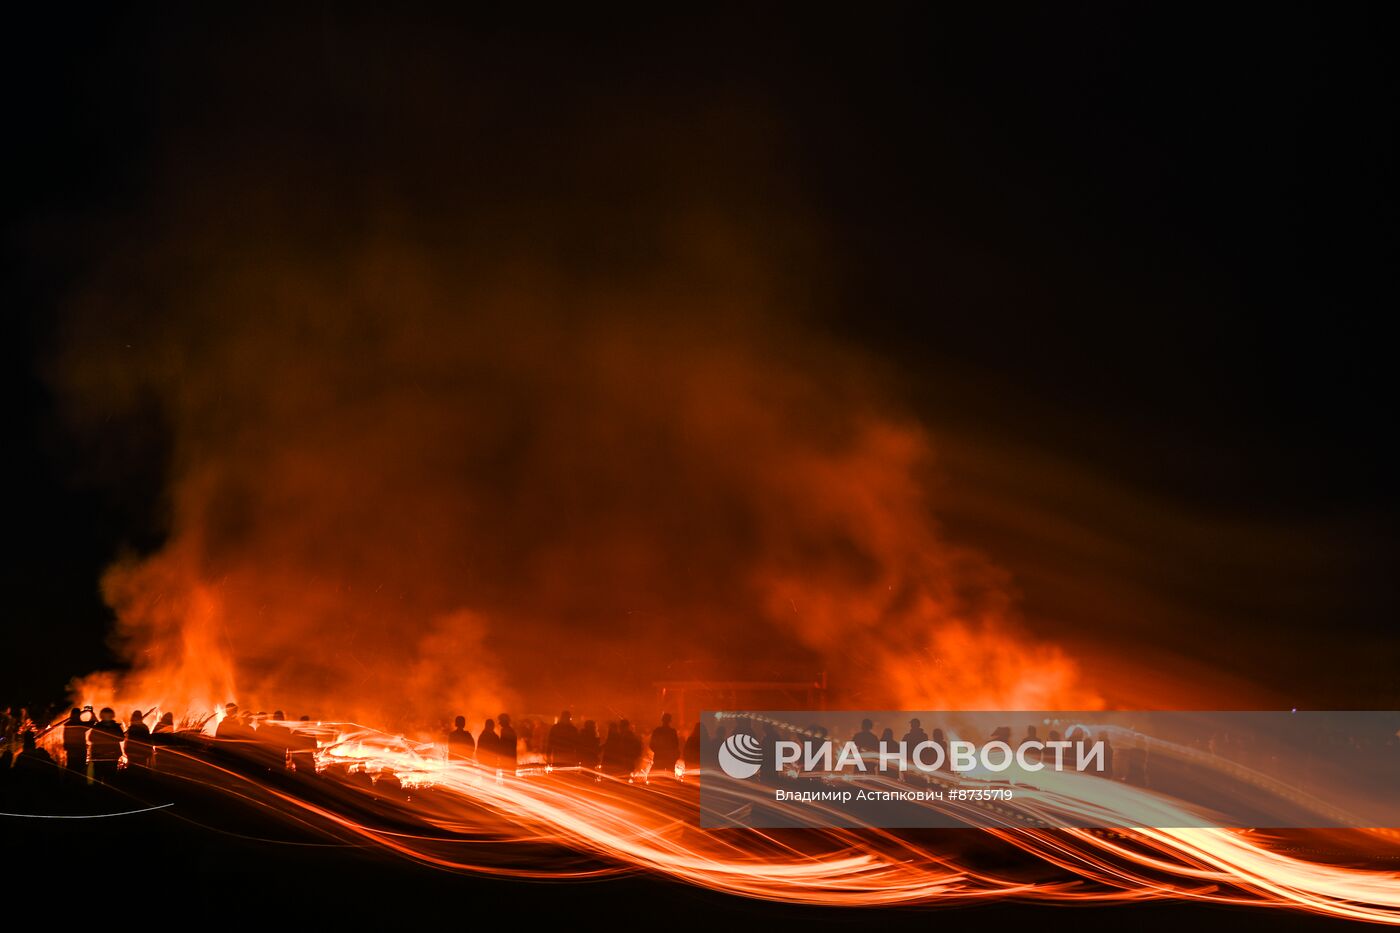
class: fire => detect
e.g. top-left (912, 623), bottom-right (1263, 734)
top-left (58, 252), bottom-right (1129, 725)
top-left (46, 255), bottom-right (1380, 921)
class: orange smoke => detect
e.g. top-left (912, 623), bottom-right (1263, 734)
top-left (57, 237), bottom-right (1099, 723)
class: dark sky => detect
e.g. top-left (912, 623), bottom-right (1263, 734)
top-left (3, 6), bottom-right (1396, 710)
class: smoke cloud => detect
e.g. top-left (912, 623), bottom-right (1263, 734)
top-left (56, 231), bottom-right (1098, 727)
top-left (50, 77), bottom-right (1100, 727)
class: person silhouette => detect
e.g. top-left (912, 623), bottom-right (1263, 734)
top-left (62, 707), bottom-right (90, 778)
top-left (125, 710), bottom-right (153, 770)
top-left (478, 718), bottom-right (500, 771)
top-left (0, 724), bottom-right (12, 777)
top-left (497, 713), bottom-right (518, 773)
top-left (619, 719), bottom-right (642, 776)
top-left (1064, 725), bottom-right (1089, 770)
top-left (712, 722), bottom-right (729, 747)
top-left (146, 712), bottom-right (176, 770)
top-left (853, 718), bottom-right (879, 754)
top-left (1124, 737), bottom-right (1148, 786)
top-left (601, 722), bottom-right (624, 775)
top-left (758, 723), bottom-right (783, 782)
top-left (682, 722), bottom-right (706, 772)
top-left (649, 713), bottom-right (680, 777)
top-left (216, 704), bottom-right (249, 741)
top-left (902, 718), bottom-right (928, 747)
top-left (88, 707), bottom-right (125, 783)
top-left (578, 720), bottom-right (601, 770)
top-left (547, 710), bottom-right (580, 769)
top-left (877, 727), bottom-right (896, 774)
top-left (930, 728), bottom-right (948, 772)
top-left (258, 710), bottom-right (292, 767)
top-left (1097, 731), bottom-right (1115, 779)
top-left (13, 729), bottom-right (55, 778)
top-left (447, 716), bottom-right (476, 763)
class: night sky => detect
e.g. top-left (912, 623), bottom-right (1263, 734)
top-left (3, 6), bottom-right (1396, 711)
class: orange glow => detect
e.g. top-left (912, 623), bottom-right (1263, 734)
top-left (51, 257), bottom-right (1379, 922)
top-left (61, 260), bottom-right (1117, 722)
top-left (100, 721), bottom-right (1400, 924)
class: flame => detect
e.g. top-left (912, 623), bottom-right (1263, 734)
top-left (57, 246), bottom-right (1130, 725)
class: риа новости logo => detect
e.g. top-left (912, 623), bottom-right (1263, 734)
top-left (717, 732), bottom-right (764, 779)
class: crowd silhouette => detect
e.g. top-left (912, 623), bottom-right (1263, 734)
top-left (0, 702), bottom-right (718, 799)
top-left (2, 704), bottom-right (1172, 799)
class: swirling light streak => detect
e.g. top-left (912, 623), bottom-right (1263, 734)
top-left (103, 718), bottom-right (1400, 924)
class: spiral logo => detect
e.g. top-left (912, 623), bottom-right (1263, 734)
top-left (718, 732), bottom-right (764, 779)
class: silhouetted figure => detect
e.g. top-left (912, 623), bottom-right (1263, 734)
top-left (682, 722), bottom-right (705, 771)
top-left (759, 723), bottom-right (784, 783)
top-left (649, 713), bottom-right (680, 777)
top-left (62, 707), bottom-right (90, 777)
top-left (88, 707), bottom-right (125, 783)
top-left (497, 714), bottom-right (518, 773)
top-left (478, 719), bottom-right (500, 770)
top-left (601, 722), bottom-right (625, 775)
top-left (258, 710), bottom-right (293, 767)
top-left (853, 718), bottom-right (879, 753)
top-left (518, 717), bottom-right (538, 754)
top-left (13, 729), bottom-right (54, 777)
top-left (902, 718), bottom-right (928, 747)
top-left (930, 729), bottom-right (948, 771)
top-left (125, 710), bottom-right (153, 770)
top-left (620, 719), bottom-right (642, 776)
top-left (1098, 732), bottom-right (1115, 779)
top-left (878, 728), bottom-right (896, 774)
top-left (1123, 738), bottom-right (1148, 787)
top-left (1043, 729), bottom-right (1062, 767)
top-left (0, 709), bottom-right (13, 775)
top-left (577, 720), bottom-right (601, 769)
top-left (1064, 726), bottom-right (1089, 770)
top-left (217, 704), bottom-right (250, 741)
top-left (290, 715), bottom-right (319, 775)
top-left (149, 712), bottom-right (176, 769)
top-left (547, 710), bottom-right (580, 768)
top-left (447, 716), bottom-right (476, 763)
